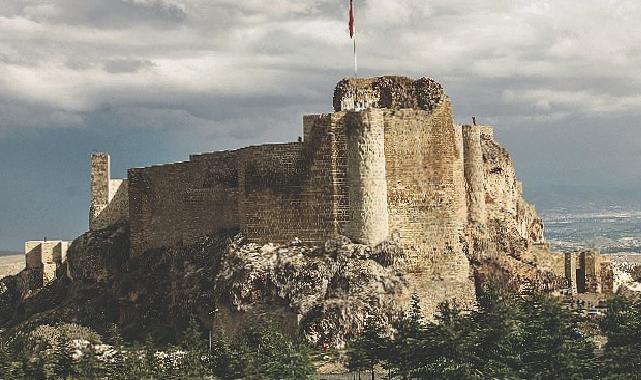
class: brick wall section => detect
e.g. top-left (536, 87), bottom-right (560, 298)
top-left (383, 100), bottom-right (467, 271)
top-left (240, 112), bottom-right (352, 244)
top-left (129, 151), bottom-right (240, 256)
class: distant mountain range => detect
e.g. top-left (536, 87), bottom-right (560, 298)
top-left (0, 251), bottom-right (21, 256)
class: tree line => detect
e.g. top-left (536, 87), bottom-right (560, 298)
top-left (348, 289), bottom-right (641, 380)
top-left (0, 320), bottom-right (314, 380)
top-left (2, 288), bottom-right (641, 379)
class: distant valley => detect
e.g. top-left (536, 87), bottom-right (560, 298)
top-left (542, 205), bottom-right (641, 254)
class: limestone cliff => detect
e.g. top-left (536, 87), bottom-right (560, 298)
top-left (1, 225), bottom-right (411, 348)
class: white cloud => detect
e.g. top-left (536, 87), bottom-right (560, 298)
top-left (1, 0), bottom-right (641, 132)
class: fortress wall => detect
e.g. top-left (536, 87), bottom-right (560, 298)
top-left (238, 143), bottom-right (309, 242)
top-left (240, 113), bottom-right (350, 243)
top-left (128, 151), bottom-right (241, 255)
top-left (382, 101), bottom-right (474, 315)
top-left (346, 109), bottom-right (389, 245)
top-left (184, 151), bottom-right (240, 243)
top-left (463, 125), bottom-right (487, 227)
top-left (383, 101), bottom-right (467, 269)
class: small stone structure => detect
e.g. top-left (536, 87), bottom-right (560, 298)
top-left (564, 250), bottom-right (613, 294)
top-left (24, 240), bottom-right (69, 286)
top-left (89, 75), bottom-right (553, 315)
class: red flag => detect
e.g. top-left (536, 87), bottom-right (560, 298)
top-left (349, 0), bottom-right (355, 39)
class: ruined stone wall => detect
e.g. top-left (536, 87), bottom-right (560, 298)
top-left (582, 250), bottom-right (602, 293)
top-left (333, 76), bottom-right (445, 112)
top-left (565, 252), bottom-right (578, 294)
top-left (128, 151), bottom-right (240, 256)
top-left (346, 109), bottom-right (389, 245)
top-left (90, 153), bottom-right (129, 231)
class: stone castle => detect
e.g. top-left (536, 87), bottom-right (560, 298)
top-left (87, 75), bottom-right (555, 313)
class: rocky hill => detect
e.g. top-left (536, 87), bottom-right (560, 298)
top-left (0, 222), bottom-right (563, 348)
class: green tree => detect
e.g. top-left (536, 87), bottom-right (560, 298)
top-left (391, 294), bottom-right (426, 379)
top-left (600, 296), bottom-right (641, 379)
top-left (243, 325), bottom-right (314, 380)
top-left (348, 318), bottom-right (390, 380)
top-left (209, 330), bottom-right (248, 380)
top-left (77, 344), bottom-right (106, 380)
top-left (517, 294), bottom-right (596, 380)
top-left (179, 317), bottom-right (209, 379)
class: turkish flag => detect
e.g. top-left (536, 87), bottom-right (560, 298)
top-left (349, 0), bottom-right (355, 38)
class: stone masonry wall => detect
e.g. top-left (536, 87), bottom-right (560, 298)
top-left (128, 151), bottom-right (240, 256)
top-left (463, 125), bottom-right (487, 227)
top-left (334, 76), bottom-right (445, 112)
top-left (90, 153), bottom-right (129, 231)
top-left (24, 240), bottom-right (69, 286)
top-left (346, 109), bottom-right (389, 245)
top-left (382, 99), bottom-right (474, 314)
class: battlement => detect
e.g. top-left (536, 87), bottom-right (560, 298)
top-left (333, 76), bottom-right (445, 112)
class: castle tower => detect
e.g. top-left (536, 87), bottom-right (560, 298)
top-left (462, 125), bottom-right (487, 227)
top-left (346, 109), bottom-right (389, 245)
top-left (90, 152), bottom-right (111, 230)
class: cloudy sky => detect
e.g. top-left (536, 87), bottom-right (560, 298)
top-left (1, 0), bottom-right (640, 251)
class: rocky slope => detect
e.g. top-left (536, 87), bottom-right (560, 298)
top-left (1, 225), bottom-right (411, 348)
top-left (0, 222), bottom-right (563, 348)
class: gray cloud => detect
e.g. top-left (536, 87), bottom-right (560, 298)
top-left (1, 0), bottom-right (641, 251)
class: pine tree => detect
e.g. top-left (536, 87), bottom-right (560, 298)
top-left (347, 318), bottom-right (390, 380)
top-left (180, 317), bottom-right (208, 379)
top-left (392, 293), bottom-right (427, 379)
top-left (210, 330), bottom-right (247, 380)
top-left (518, 293), bottom-right (596, 379)
top-left (600, 296), bottom-right (641, 379)
top-left (106, 323), bottom-right (125, 348)
top-left (45, 333), bottom-right (75, 380)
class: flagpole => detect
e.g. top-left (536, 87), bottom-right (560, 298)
top-left (349, 0), bottom-right (357, 78)
top-left (353, 36), bottom-right (358, 78)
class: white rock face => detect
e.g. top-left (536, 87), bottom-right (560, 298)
top-left (215, 235), bottom-right (409, 348)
